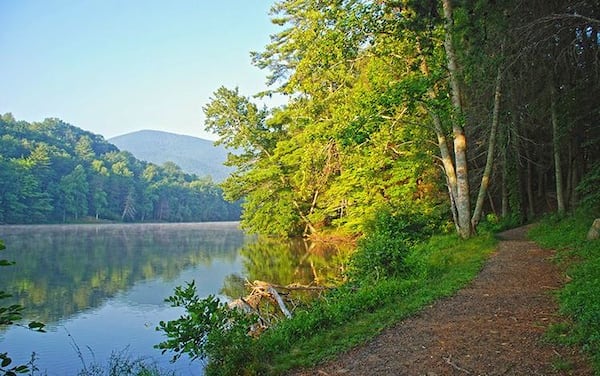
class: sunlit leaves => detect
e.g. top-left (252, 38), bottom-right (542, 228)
top-left (208, 0), bottom-right (447, 237)
top-left (156, 281), bottom-right (257, 375)
top-left (203, 86), bottom-right (277, 157)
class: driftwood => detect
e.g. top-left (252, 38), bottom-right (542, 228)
top-left (228, 280), bottom-right (330, 336)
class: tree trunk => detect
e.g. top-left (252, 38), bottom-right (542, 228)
top-left (429, 109), bottom-right (460, 233)
top-left (442, 0), bottom-right (472, 238)
top-left (501, 166), bottom-right (509, 218)
top-left (550, 85), bottom-right (565, 213)
top-left (567, 136), bottom-right (580, 209)
top-left (526, 152), bottom-right (535, 219)
top-left (418, 37), bottom-right (462, 234)
top-left (472, 67), bottom-right (502, 229)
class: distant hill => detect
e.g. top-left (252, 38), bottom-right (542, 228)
top-left (109, 130), bottom-right (232, 182)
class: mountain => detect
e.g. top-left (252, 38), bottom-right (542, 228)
top-left (109, 130), bottom-right (232, 182)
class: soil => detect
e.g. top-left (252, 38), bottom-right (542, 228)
top-left (289, 226), bottom-right (593, 376)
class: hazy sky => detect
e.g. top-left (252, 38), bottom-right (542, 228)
top-left (0, 1), bottom-right (279, 140)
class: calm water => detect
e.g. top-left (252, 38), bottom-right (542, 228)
top-left (0, 222), bottom-right (347, 375)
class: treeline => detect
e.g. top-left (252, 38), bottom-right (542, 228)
top-left (205, 0), bottom-right (600, 238)
top-left (0, 114), bottom-right (241, 224)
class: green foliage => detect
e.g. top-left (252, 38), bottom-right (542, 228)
top-left (348, 211), bottom-right (438, 281)
top-left (529, 212), bottom-right (600, 372)
top-left (155, 281), bottom-right (258, 376)
top-left (203, 0), bottom-right (446, 238)
top-left (156, 216), bottom-right (496, 375)
top-left (577, 162), bottom-right (600, 211)
top-left (0, 353), bottom-right (30, 376)
top-left (476, 213), bottom-right (520, 234)
top-left (0, 114), bottom-right (241, 224)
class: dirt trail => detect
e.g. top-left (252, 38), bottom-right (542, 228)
top-left (290, 226), bottom-right (592, 375)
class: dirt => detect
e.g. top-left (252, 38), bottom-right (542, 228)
top-left (289, 226), bottom-right (593, 376)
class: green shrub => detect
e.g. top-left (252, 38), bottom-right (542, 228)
top-left (348, 211), bottom-right (437, 282)
top-left (155, 281), bottom-right (259, 376)
top-left (476, 213), bottom-right (520, 233)
top-left (577, 162), bottom-right (600, 210)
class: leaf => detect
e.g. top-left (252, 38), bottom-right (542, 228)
top-left (14, 365), bottom-right (29, 373)
top-left (1, 354), bottom-right (12, 367)
top-left (28, 321), bottom-right (46, 332)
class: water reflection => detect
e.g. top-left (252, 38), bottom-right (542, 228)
top-left (220, 237), bottom-right (352, 300)
top-left (0, 223), bottom-right (350, 375)
top-left (0, 223), bottom-right (245, 324)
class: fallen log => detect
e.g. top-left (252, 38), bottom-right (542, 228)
top-left (228, 280), bottom-right (331, 328)
top-left (266, 285), bottom-right (292, 318)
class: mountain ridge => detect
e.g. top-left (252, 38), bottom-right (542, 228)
top-left (109, 130), bottom-right (232, 182)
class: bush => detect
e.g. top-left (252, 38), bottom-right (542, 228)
top-left (577, 162), bottom-right (600, 210)
top-left (476, 213), bottom-right (520, 233)
top-left (348, 211), bottom-right (437, 282)
top-left (155, 281), bottom-right (258, 376)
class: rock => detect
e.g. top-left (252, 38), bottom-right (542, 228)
top-left (587, 218), bottom-right (600, 240)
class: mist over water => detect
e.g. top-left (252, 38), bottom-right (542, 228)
top-left (0, 222), bottom-right (246, 375)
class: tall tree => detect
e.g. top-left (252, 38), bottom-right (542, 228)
top-left (60, 165), bottom-right (89, 221)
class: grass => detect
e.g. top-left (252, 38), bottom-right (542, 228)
top-left (76, 349), bottom-right (175, 376)
top-left (250, 232), bottom-right (497, 375)
top-left (529, 210), bottom-right (600, 374)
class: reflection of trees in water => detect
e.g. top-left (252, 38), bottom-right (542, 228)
top-left (220, 237), bottom-right (353, 301)
top-left (0, 223), bottom-right (246, 324)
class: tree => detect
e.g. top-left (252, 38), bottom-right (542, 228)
top-left (1, 114), bottom-right (239, 224)
top-left (121, 188), bottom-right (137, 221)
top-left (60, 165), bottom-right (89, 221)
top-left (203, 86), bottom-right (295, 235)
top-left (74, 135), bottom-right (95, 162)
top-left (205, 1), bottom-right (446, 237)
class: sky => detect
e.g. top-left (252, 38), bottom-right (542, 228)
top-left (0, 0), bottom-right (279, 140)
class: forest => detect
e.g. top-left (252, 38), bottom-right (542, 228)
top-left (204, 0), bottom-right (600, 239)
top-left (2, 0), bottom-right (600, 374)
top-left (0, 114), bottom-right (241, 224)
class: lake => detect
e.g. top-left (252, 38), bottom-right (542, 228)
top-left (0, 223), bottom-right (348, 375)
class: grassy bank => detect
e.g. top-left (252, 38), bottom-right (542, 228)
top-left (156, 210), bottom-right (498, 376)
top-left (529, 212), bottom-right (600, 373)
top-left (245, 232), bottom-right (497, 375)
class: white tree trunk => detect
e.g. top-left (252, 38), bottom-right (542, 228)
top-left (442, 0), bottom-right (472, 238)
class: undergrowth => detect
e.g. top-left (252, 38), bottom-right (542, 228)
top-left (257, 232), bottom-right (496, 374)
top-left (529, 210), bottom-right (600, 374)
top-left (157, 210), bottom-right (497, 376)
top-left (77, 349), bottom-right (175, 376)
